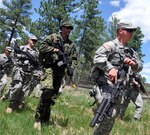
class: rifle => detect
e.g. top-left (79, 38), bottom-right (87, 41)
top-left (13, 42), bottom-right (39, 67)
top-left (90, 64), bottom-right (128, 127)
top-left (57, 51), bottom-right (74, 77)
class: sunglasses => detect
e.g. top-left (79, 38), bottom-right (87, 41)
top-left (64, 26), bottom-right (73, 30)
top-left (123, 29), bottom-right (135, 33)
top-left (31, 39), bottom-right (37, 42)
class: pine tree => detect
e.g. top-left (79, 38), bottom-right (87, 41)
top-left (76, 0), bottom-right (106, 70)
top-left (106, 16), bottom-right (120, 41)
top-left (31, 0), bottom-right (80, 37)
top-left (0, 0), bottom-right (32, 46)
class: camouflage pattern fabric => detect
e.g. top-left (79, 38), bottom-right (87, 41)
top-left (35, 32), bottom-right (77, 123)
top-left (8, 45), bottom-right (40, 109)
top-left (119, 86), bottom-right (143, 120)
top-left (91, 38), bottom-right (143, 135)
top-left (94, 118), bottom-right (115, 135)
top-left (0, 53), bottom-right (12, 96)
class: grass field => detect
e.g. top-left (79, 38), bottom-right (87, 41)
top-left (0, 86), bottom-right (150, 135)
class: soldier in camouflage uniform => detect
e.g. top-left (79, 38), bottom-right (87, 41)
top-left (25, 69), bottom-right (43, 97)
top-left (34, 22), bottom-right (77, 130)
top-left (5, 36), bottom-right (42, 113)
top-left (0, 47), bottom-right (13, 97)
top-left (91, 22), bottom-right (143, 135)
top-left (119, 73), bottom-right (144, 121)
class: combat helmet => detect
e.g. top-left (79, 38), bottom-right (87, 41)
top-left (60, 21), bottom-right (74, 30)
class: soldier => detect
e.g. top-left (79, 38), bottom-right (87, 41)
top-left (25, 69), bottom-right (43, 97)
top-left (5, 36), bottom-right (42, 113)
top-left (90, 22), bottom-right (143, 135)
top-left (34, 21), bottom-right (78, 130)
top-left (0, 47), bottom-right (13, 97)
top-left (119, 73), bottom-right (144, 121)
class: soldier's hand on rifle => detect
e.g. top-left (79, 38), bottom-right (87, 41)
top-left (108, 68), bottom-right (118, 83)
top-left (53, 48), bottom-right (59, 52)
top-left (133, 80), bottom-right (140, 88)
top-left (124, 58), bottom-right (136, 66)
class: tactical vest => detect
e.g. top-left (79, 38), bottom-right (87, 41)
top-left (108, 41), bottom-right (134, 68)
top-left (91, 40), bottom-right (133, 83)
top-left (39, 33), bottom-right (76, 68)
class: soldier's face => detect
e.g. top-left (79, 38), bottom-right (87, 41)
top-left (5, 50), bottom-right (12, 56)
top-left (120, 29), bottom-right (134, 41)
top-left (61, 26), bottom-right (72, 37)
top-left (29, 39), bottom-right (37, 47)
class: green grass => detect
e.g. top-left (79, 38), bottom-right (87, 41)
top-left (0, 87), bottom-right (150, 135)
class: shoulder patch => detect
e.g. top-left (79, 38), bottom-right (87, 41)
top-left (103, 43), bottom-right (110, 51)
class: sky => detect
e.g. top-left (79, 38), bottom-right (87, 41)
top-left (98, 0), bottom-right (150, 83)
top-left (0, 0), bottom-right (150, 82)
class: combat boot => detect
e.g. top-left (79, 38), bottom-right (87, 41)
top-left (34, 121), bottom-right (41, 131)
top-left (34, 88), bottom-right (55, 127)
top-left (6, 101), bottom-right (20, 113)
top-left (6, 107), bottom-right (13, 113)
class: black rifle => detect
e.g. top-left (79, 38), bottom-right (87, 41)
top-left (57, 51), bottom-right (74, 77)
top-left (13, 42), bottom-right (39, 67)
top-left (90, 64), bottom-right (128, 127)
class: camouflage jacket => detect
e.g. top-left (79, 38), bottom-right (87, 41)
top-left (39, 33), bottom-right (78, 67)
top-left (14, 45), bottom-right (39, 72)
top-left (91, 38), bottom-right (143, 83)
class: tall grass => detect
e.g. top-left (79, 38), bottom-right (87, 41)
top-left (0, 87), bottom-right (150, 135)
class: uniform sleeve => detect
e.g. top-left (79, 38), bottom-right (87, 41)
top-left (0, 55), bottom-right (4, 64)
top-left (39, 35), bottom-right (55, 53)
top-left (93, 42), bottom-right (114, 72)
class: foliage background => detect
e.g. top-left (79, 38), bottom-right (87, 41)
top-left (0, 0), bottom-right (146, 83)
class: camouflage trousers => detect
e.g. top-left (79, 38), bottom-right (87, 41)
top-left (119, 88), bottom-right (143, 120)
top-left (25, 75), bottom-right (42, 97)
top-left (41, 68), bottom-right (53, 89)
top-left (92, 84), bottom-right (120, 135)
top-left (35, 64), bottom-right (66, 123)
top-left (0, 73), bottom-right (8, 96)
top-left (94, 118), bottom-right (115, 135)
top-left (8, 67), bottom-right (32, 109)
